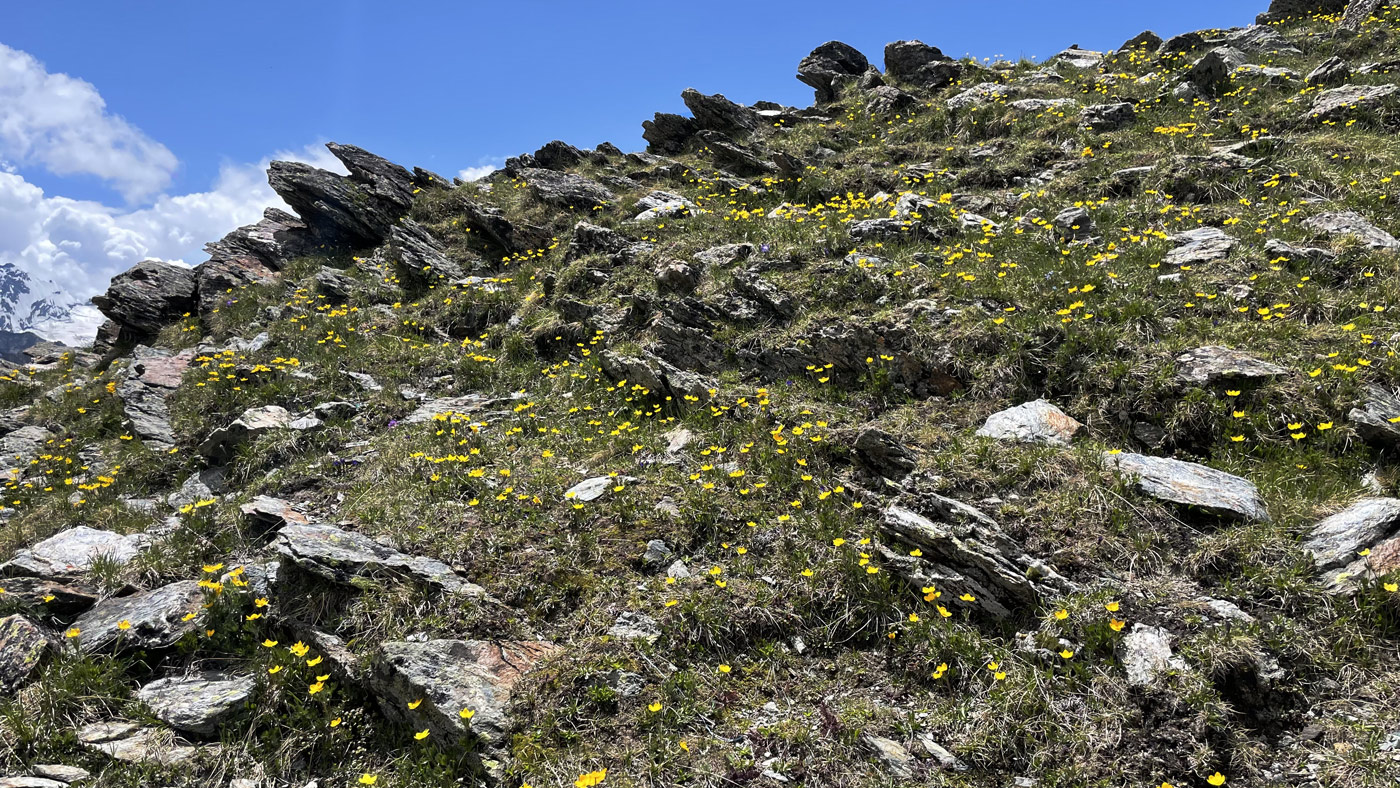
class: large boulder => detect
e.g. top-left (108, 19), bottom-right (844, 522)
top-left (202, 207), bottom-right (312, 273)
top-left (1342, 0), bottom-right (1385, 27)
top-left (70, 580), bottom-right (206, 654)
top-left (1306, 56), bottom-right (1351, 87)
top-left (853, 426), bottom-right (918, 480)
top-left (387, 219), bottom-right (464, 281)
top-left (271, 523), bottom-right (487, 596)
top-left (883, 40), bottom-right (949, 83)
top-left (1080, 102), bottom-right (1137, 132)
top-left (1257, 0), bottom-right (1347, 23)
top-left (797, 41), bottom-right (870, 104)
top-left (115, 346), bottom-right (196, 450)
top-left (877, 501), bottom-right (1075, 619)
top-left (91, 261), bottom-right (197, 339)
top-left (0, 614), bottom-right (51, 693)
top-left (198, 405), bottom-right (296, 462)
top-left (0, 526), bottom-right (144, 579)
top-left (370, 639), bottom-right (561, 748)
top-left (1104, 452), bottom-right (1270, 522)
top-left (641, 112), bottom-right (698, 155)
top-left (136, 672), bottom-right (257, 736)
top-left (1164, 227), bottom-right (1237, 267)
top-left (976, 400), bottom-right (1084, 447)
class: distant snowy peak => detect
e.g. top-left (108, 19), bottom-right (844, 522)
top-left (0, 262), bottom-right (102, 347)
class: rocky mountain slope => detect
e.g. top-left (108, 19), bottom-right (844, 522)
top-left (3, 1), bottom-right (1400, 786)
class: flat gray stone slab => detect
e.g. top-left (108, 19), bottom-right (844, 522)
top-left (1301, 210), bottom-right (1400, 250)
top-left (1, 526), bottom-right (144, 579)
top-left (137, 671), bottom-right (257, 736)
top-left (271, 523), bottom-right (485, 596)
top-left (565, 476), bottom-right (641, 502)
top-left (1175, 346), bottom-right (1288, 385)
top-left (1310, 83), bottom-right (1399, 122)
top-left (1350, 385), bottom-right (1400, 447)
top-left (1104, 452), bottom-right (1270, 522)
top-left (370, 640), bottom-right (560, 748)
top-left (976, 400), bottom-right (1083, 446)
top-left (70, 580), bottom-right (205, 654)
top-left (77, 721), bottom-right (198, 765)
top-left (404, 395), bottom-right (509, 424)
top-left (1303, 497), bottom-right (1400, 571)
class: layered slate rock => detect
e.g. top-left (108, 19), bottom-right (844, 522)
top-left (520, 168), bottom-right (614, 209)
top-left (0, 426), bottom-right (54, 478)
top-left (642, 113), bottom-right (698, 155)
top-left (71, 580), bottom-right (205, 654)
top-left (796, 41), bottom-right (870, 104)
top-left (1165, 227), bottom-right (1236, 266)
top-left (946, 83), bottom-right (1015, 111)
top-left (681, 88), bottom-right (760, 137)
top-left (91, 261), bottom-right (197, 341)
top-left (0, 577), bottom-right (99, 617)
top-left (1349, 385), bottom-right (1400, 447)
top-left (271, 523), bottom-right (486, 596)
top-left (116, 347), bottom-right (196, 450)
top-left (1302, 498), bottom-right (1400, 573)
top-left (876, 498), bottom-right (1075, 619)
top-left (0, 614), bottom-right (51, 693)
top-left (852, 427), bottom-right (918, 481)
top-left (1104, 452), bottom-right (1270, 522)
top-left (370, 640), bottom-right (561, 747)
top-left (267, 142), bottom-right (414, 249)
top-left (1080, 102), bottom-right (1137, 132)
top-left (137, 672), bottom-right (257, 736)
top-left (202, 207), bottom-right (312, 274)
top-left (597, 350), bottom-right (716, 404)
top-left (77, 721), bottom-right (197, 765)
top-left (884, 40), bottom-right (949, 84)
top-left (0, 526), bottom-right (144, 578)
top-left (198, 405), bottom-right (295, 462)
top-left (1309, 84), bottom-right (1399, 123)
top-left (975, 400), bottom-right (1084, 447)
top-left (387, 220), bottom-right (464, 281)
top-left (404, 394), bottom-right (513, 425)
top-left (1300, 210), bottom-right (1400, 250)
top-left (1174, 346), bottom-right (1288, 385)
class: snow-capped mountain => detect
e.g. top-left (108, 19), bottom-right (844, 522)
top-left (0, 262), bottom-right (104, 348)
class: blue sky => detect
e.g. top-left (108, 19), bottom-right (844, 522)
top-left (1, 0), bottom-right (1260, 300)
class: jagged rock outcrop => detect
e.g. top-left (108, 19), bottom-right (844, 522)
top-left (1303, 498), bottom-right (1400, 582)
top-left (1310, 84), bottom-right (1399, 122)
top-left (852, 427), bottom-right (918, 480)
top-left (91, 261), bottom-right (197, 341)
top-left (642, 112), bottom-right (698, 155)
top-left (884, 40), bottom-right (950, 84)
top-left (268, 142), bottom-right (414, 249)
top-left (797, 41), bottom-right (870, 103)
top-left (682, 88), bottom-right (760, 136)
top-left (1174, 346), bottom-right (1288, 385)
top-left (520, 168), bottom-right (615, 209)
top-left (1258, 0), bottom-right (1347, 24)
top-left (1349, 385), bottom-right (1400, 447)
top-left (876, 499), bottom-right (1074, 618)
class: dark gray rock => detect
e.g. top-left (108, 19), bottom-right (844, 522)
top-left (194, 256), bottom-right (275, 316)
top-left (1342, 0), bottom-right (1385, 28)
top-left (91, 261), bottom-right (197, 339)
top-left (0, 614), bottom-right (51, 693)
top-left (388, 219), bottom-right (464, 281)
top-left (370, 639), bottom-right (561, 748)
top-left (1264, 238), bottom-right (1337, 265)
top-left (268, 143), bottom-right (414, 249)
top-left (115, 347), bottom-right (194, 450)
top-left (693, 243), bottom-right (753, 268)
top-left (731, 269), bottom-right (796, 318)
top-left (853, 427), bottom-right (917, 480)
top-left (1119, 31), bottom-right (1163, 51)
top-left (1307, 56), bottom-right (1352, 86)
top-left (682, 88), bottom-right (760, 136)
top-left (76, 721), bottom-right (197, 765)
top-left (0, 425), bottom-right (55, 479)
top-left (1303, 497), bottom-right (1400, 571)
top-left (1174, 346), bottom-right (1288, 385)
top-left (1257, 0), bottom-right (1347, 24)
top-left (137, 672), bottom-right (257, 736)
top-left (0, 576), bottom-right (99, 617)
top-left (202, 208), bottom-right (313, 274)
top-left (1224, 25), bottom-right (1301, 55)
top-left (1053, 207), bottom-right (1096, 241)
top-left (271, 523), bottom-right (486, 596)
top-left (198, 405), bottom-right (295, 462)
top-left (883, 40), bottom-right (948, 83)
top-left (695, 130), bottom-right (778, 176)
top-left (877, 500), bottom-right (1075, 618)
top-left (642, 113), bottom-right (697, 155)
top-left (71, 580), bottom-right (206, 654)
top-left (1080, 102), bottom-right (1137, 132)
top-left (315, 266), bottom-right (359, 300)
top-left (531, 140), bottom-right (585, 171)
top-left (946, 82), bottom-right (1015, 111)
top-left (1104, 452), bottom-right (1270, 522)
top-left (1185, 47), bottom-right (1245, 95)
top-left (797, 41), bottom-right (871, 104)
top-left (1165, 227), bottom-right (1236, 267)
top-left (1349, 385), bottom-right (1400, 447)
top-left (521, 168), bottom-right (614, 209)
top-left (866, 85), bottom-right (918, 116)
top-left (655, 262), bottom-right (699, 294)
top-left (1158, 31), bottom-right (1205, 55)
top-left (597, 350), bottom-right (716, 404)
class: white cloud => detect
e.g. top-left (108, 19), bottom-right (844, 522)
top-left (458, 165), bottom-right (497, 182)
top-left (0, 143), bottom-right (345, 302)
top-left (0, 43), bottom-right (178, 203)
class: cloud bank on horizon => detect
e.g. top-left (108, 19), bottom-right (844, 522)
top-left (0, 42), bottom-right (348, 307)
